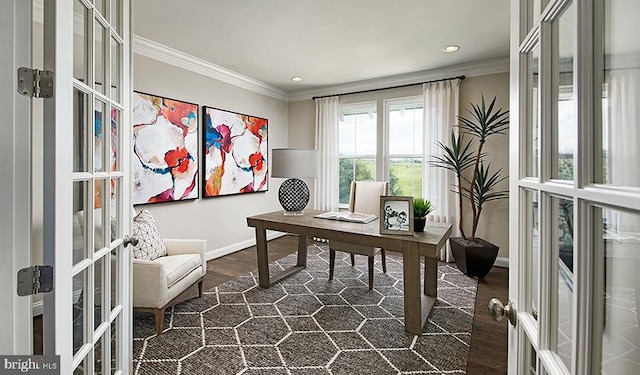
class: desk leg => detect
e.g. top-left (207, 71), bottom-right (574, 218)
top-left (403, 242), bottom-right (422, 334)
top-left (296, 235), bottom-right (308, 267)
top-left (403, 242), bottom-right (437, 335)
top-left (424, 255), bottom-right (437, 297)
top-left (256, 229), bottom-right (307, 288)
top-left (255, 226), bottom-right (271, 288)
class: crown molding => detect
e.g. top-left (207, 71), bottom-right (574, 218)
top-left (287, 57), bottom-right (510, 102)
top-left (133, 36), bottom-right (289, 102)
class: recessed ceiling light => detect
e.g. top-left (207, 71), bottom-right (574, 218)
top-left (442, 45), bottom-right (460, 53)
top-left (291, 76), bottom-right (303, 82)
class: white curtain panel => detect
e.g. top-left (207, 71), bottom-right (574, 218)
top-left (314, 96), bottom-right (340, 211)
top-left (422, 79), bottom-right (461, 262)
top-left (609, 69), bottom-right (640, 233)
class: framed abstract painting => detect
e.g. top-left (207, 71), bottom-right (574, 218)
top-left (132, 92), bottom-right (199, 205)
top-left (202, 106), bottom-right (268, 197)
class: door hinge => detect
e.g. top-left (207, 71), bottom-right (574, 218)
top-left (17, 265), bottom-right (54, 296)
top-left (17, 67), bottom-right (54, 98)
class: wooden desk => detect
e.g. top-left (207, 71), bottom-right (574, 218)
top-left (246, 209), bottom-right (452, 335)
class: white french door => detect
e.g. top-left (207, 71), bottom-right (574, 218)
top-left (40, 0), bottom-right (132, 373)
top-left (508, 0), bottom-right (640, 374)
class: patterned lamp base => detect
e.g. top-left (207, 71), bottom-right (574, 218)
top-left (278, 178), bottom-right (309, 215)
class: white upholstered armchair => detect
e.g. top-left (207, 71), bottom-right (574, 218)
top-left (131, 210), bottom-right (206, 335)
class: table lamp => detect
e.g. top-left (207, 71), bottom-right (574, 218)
top-left (271, 148), bottom-right (317, 215)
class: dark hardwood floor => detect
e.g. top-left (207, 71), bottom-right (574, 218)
top-left (467, 264), bottom-right (509, 374)
top-left (34, 235), bottom-right (509, 373)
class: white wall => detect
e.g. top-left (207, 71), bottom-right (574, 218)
top-left (287, 99), bottom-right (315, 149)
top-left (459, 73), bottom-right (510, 261)
top-left (133, 54), bottom-right (289, 258)
top-left (287, 72), bottom-right (511, 262)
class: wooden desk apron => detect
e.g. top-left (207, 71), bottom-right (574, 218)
top-left (247, 209), bottom-right (452, 335)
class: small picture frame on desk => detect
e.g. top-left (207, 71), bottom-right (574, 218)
top-left (380, 196), bottom-right (414, 235)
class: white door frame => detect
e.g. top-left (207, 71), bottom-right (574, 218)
top-left (0, 0), bottom-right (34, 355)
top-left (41, 1), bottom-right (74, 370)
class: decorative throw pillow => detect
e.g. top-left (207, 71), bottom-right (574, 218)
top-left (131, 209), bottom-right (167, 261)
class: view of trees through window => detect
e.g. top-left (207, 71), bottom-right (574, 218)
top-left (338, 106), bottom-right (376, 204)
top-left (338, 100), bottom-right (424, 205)
top-left (388, 101), bottom-right (423, 198)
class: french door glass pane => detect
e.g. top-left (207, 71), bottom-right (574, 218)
top-left (74, 89), bottom-right (89, 173)
top-left (110, 37), bottom-right (121, 102)
top-left (110, 316), bottom-right (120, 374)
top-left (94, 0), bottom-right (106, 17)
top-left (94, 256), bottom-right (105, 330)
top-left (599, 0), bottom-right (640, 188)
top-left (73, 0), bottom-right (89, 82)
top-left (94, 19), bottom-right (106, 94)
top-left (110, 178), bottom-right (120, 243)
top-left (73, 181), bottom-right (89, 265)
top-left (528, 340), bottom-right (538, 374)
top-left (73, 269), bottom-right (87, 356)
top-left (110, 248), bottom-right (119, 312)
top-left (74, 358), bottom-right (87, 375)
top-left (388, 106), bottom-right (423, 155)
top-left (527, 44), bottom-right (540, 178)
top-left (525, 0), bottom-right (540, 37)
top-left (94, 100), bottom-right (106, 172)
top-left (95, 332), bottom-right (106, 375)
top-left (389, 157), bottom-right (422, 197)
top-left (598, 207), bottom-right (640, 375)
top-left (110, 0), bottom-right (122, 35)
top-left (554, 196), bottom-right (574, 369)
top-left (553, 1), bottom-right (576, 181)
top-left (94, 179), bottom-right (107, 252)
top-left (526, 189), bottom-right (540, 318)
top-left (110, 108), bottom-right (120, 172)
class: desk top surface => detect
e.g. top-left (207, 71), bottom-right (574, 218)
top-left (247, 209), bottom-right (452, 251)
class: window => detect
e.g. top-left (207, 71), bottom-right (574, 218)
top-left (386, 98), bottom-right (423, 197)
top-left (338, 103), bottom-right (376, 205)
top-left (337, 96), bottom-right (424, 205)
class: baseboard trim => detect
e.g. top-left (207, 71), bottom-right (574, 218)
top-left (494, 256), bottom-right (509, 268)
top-left (205, 231), bottom-right (288, 261)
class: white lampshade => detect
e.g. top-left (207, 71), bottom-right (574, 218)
top-left (271, 148), bottom-right (318, 179)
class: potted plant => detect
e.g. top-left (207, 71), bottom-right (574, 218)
top-left (431, 95), bottom-right (509, 278)
top-left (413, 198), bottom-right (433, 232)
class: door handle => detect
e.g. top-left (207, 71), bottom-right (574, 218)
top-left (488, 298), bottom-right (517, 326)
top-left (123, 235), bottom-right (138, 247)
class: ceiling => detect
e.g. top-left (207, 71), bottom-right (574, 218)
top-left (133, 0), bottom-right (510, 95)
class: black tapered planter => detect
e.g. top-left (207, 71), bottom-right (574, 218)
top-left (414, 217), bottom-right (426, 232)
top-left (450, 237), bottom-right (499, 278)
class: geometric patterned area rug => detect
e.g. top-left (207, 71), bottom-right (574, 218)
top-left (133, 243), bottom-right (478, 374)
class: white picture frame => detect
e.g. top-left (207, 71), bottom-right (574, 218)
top-left (379, 196), bottom-right (414, 235)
